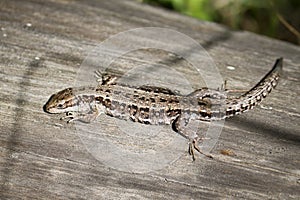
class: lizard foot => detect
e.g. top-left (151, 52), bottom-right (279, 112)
top-left (188, 137), bottom-right (213, 161)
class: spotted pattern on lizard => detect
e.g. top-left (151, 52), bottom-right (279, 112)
top-left (44, 58), bottom-right (283, 160)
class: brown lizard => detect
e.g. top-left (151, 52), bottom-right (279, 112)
top-left (44, 58), bottom-right (283, 160)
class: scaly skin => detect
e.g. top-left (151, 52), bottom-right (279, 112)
top-left (44, 58), bottom-right (283, 160)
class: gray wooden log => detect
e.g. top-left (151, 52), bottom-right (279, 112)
top-left (0, 0), bottom-right (299, 199)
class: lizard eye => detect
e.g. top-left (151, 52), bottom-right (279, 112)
top-left (57, 103), bottom-right (64, 108)
top-left (56, 100), bottom-right (66, 109)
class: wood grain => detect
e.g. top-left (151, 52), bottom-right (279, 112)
top-left (0, 0), bottom-right (299, 199)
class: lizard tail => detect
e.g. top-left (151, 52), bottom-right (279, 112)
top-left (225, 58), bottom-right (283, 118)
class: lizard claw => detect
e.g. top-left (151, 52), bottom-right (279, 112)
top-left (188, 138), bottom-right (213, 161)
top-left (60, 112), bottom-right (78, 123)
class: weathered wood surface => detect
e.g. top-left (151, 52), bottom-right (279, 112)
top-left (0, 0), bottom-right (299, 199)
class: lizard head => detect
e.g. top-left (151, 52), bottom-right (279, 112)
top-left (43, 88), bottom-right (77, 114)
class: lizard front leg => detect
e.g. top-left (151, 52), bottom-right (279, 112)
top-left (172, 114), bottom-right (213, 161)
top-left (94, 70), bottom-right (118, 85)
top-left (61, 104), bottom-right (102, 123)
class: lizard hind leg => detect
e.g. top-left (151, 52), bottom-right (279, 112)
top-left (188, 137), bottom-right (213, 161)
top-left (172, 114), bottom-right (213, 161)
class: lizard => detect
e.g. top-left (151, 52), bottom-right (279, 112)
top-left (43, 58), bottom-right (283, 160)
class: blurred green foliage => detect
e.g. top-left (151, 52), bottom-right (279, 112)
top-left (141, 0), bottom-right (300, 44)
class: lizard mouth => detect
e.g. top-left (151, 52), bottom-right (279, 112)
top-left (43, 97), bottom-right (61, 114)
top-left (43, 103), bottom-right (54, 113)
top-left (43, 103), bottom-right (67, 114)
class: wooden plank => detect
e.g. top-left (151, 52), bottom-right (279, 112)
top-left (0, 0), bottom-right (299, 199)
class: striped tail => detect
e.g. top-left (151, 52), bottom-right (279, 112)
top-left (225, 58), bottom-right (283, 118)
